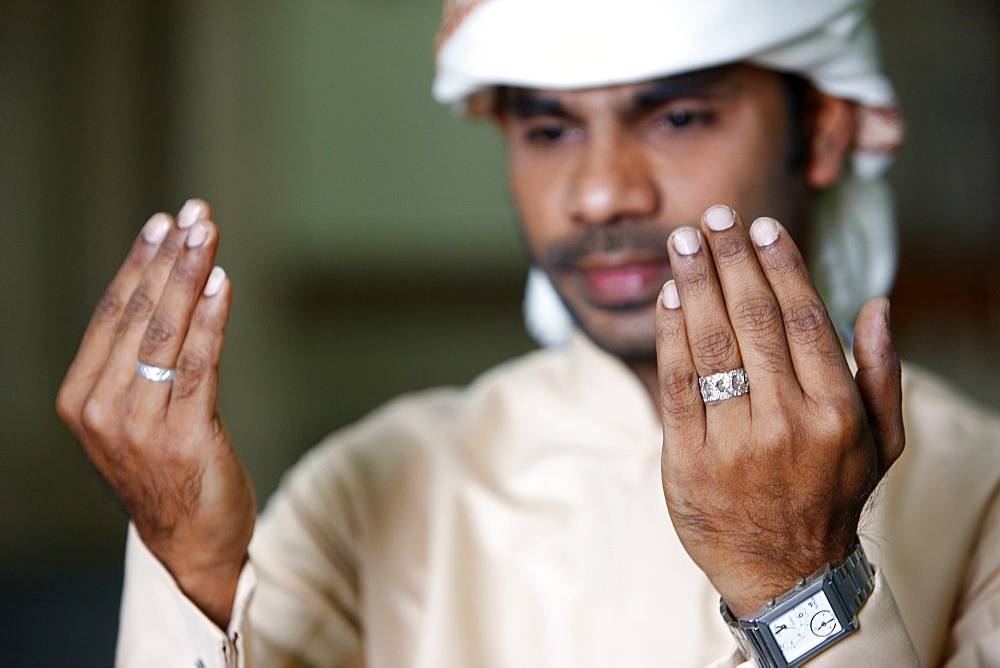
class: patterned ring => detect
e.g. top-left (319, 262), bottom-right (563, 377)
top-left (137, 361), bottom-right (175, 383)
top-left (698, 368), bottom-right (749, 404)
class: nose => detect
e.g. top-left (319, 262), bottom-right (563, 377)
top-left (568, 131), bottom-right (659, 226)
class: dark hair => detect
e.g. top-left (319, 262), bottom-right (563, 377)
top-left (780, 71), bottom-right (814, 174)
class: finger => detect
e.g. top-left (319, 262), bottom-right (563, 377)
top-left (131, 216), bottom-right (220, 407)
top-left (94, 199), bottom-right (210, 393)
top-left (57, 212), bottom-right (172, 426)
top-left (747, 216), bottom-right (851, 396)
top-left (698, 205), bottom-right (795, 397)
top-left (853, 297), bottom-right (904, 470)
top-left (168, 265), bottom-right (232, 422)
top-left (667, 224), bottom-right (747, 420)
top-left (656, 279), bottom-right (706, 447)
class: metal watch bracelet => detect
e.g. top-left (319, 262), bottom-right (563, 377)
top-left (720, 540), bottom-right (875, 667)
top-left (831, 540), bottom-right (875, 618)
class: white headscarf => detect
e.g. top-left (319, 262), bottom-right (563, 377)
top-left (434, 0), bottom-right (904, 345)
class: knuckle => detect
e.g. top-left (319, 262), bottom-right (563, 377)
top-left (94, 291), bottom-right (125, 323)
top-left (674, 259), bottom-right (712, 293)
top-left (747, 395), bottom-right (799, 451)
top-left (176, 348), bottom-right (210, 378)
top-left (659, 367), bottom-right (698, 409)
top-left (733, 295), bottom-right (781, 336)
top-left (885, 432), bottom-right (906, 465)
top-left (55, 385), bottom-right (79, 425)
top-left (763, 244), bottom-right (806, 281)
top-left (783, 299), bottom-right (831, 346)
top-left (77, 395), bottom-right (147, 473)
top-left (711, 233), bottom-right (754, 265)
top-left (80, 395), bottom-right (113, 437)
top-left (690, 325), bottom-right (738, 369)
top-left (763, 416), bottom-right (796, 452)
top-left (141, 314), bottom-right (179, 353)
top-left (121, 289), bottom-right (155, 326)
top-left (656, 309), bottom-right (687, 346)
top-left (158, 233), bottom-right (183, 257)
top-left (172, 349), bottom-right (212, 399)
top-left (818, 397), bottom-right (864, 439)
top-left (170, 259), bottom-right (202, 286)
top-left (733, 296), bottom-right (785, 371)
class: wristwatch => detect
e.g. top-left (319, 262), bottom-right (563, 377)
top-left (720, 541), bottom-right (874, 667)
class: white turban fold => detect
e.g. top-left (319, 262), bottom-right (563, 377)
top-left (433, 0), bottom-right (905, 345)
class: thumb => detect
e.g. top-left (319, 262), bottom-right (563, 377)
top-left (853, 297), bottom-right (905, 470)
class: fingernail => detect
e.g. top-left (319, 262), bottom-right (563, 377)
top-left (671, 227), bottom-right (701, 256)
top-left (203, 266), bottom-right (226, 297)
top-left (750, 217), bottom-right (780, 247)
top-left (186, 221), bottom-right (209, 248)
top-left (177, 199), bottom-right (204, 229)
top-left (141, 213), bottom-right (170, 245)
top-left (660, 280), bottom-right (680, 309)
top-left (704, 204), bottom-right (735, 231)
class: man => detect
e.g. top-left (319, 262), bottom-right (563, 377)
top-left (57, 0), bottom-right (1000, 665)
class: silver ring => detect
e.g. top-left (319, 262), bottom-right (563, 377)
top-left (699, 367), bottom-right (749, 403)
top-left (137, 361), bottom-right (175, 383)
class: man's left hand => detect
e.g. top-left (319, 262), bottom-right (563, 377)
top-left (655, 204), bottom-right (904, 618)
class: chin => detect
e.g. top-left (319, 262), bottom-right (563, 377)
top-left (573, 304), bottom-right (658, 364)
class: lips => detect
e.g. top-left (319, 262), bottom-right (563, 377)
top-left (573, 257), bottom-right (671, 306)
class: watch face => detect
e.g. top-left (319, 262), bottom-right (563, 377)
top-left (766, 589), bottom-right (842, 663)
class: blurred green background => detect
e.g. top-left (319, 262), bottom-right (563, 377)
top-left (1, 1), bottom-right (997, 663)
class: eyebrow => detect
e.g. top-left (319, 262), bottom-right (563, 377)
top-left (496, 67), bottom-right (735, 121)
top-left (497, 88), bottom-right (575, 120)
top-left (632, 68), bottom-right (731, 110)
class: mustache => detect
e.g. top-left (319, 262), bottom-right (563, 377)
top-left (544, 221), bottom-right (673, 270)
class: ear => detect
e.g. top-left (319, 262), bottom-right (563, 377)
top-left (806, 92), bottom-right (858, 189)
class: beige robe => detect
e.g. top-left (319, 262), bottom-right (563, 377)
top-left (117, 333), bottom-right (1000, 666)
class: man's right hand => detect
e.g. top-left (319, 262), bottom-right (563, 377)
top-left (57, 199), bottom-right (255, 629)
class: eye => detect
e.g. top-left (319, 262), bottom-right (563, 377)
top-left (653, 107), bottom-right (717, 132)
top-left (665, 109), bottom-right (695, 127)
top-left (527, 125), bottom-right (566, 143)
top-left (523, 122), bottom-right (582, 146)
